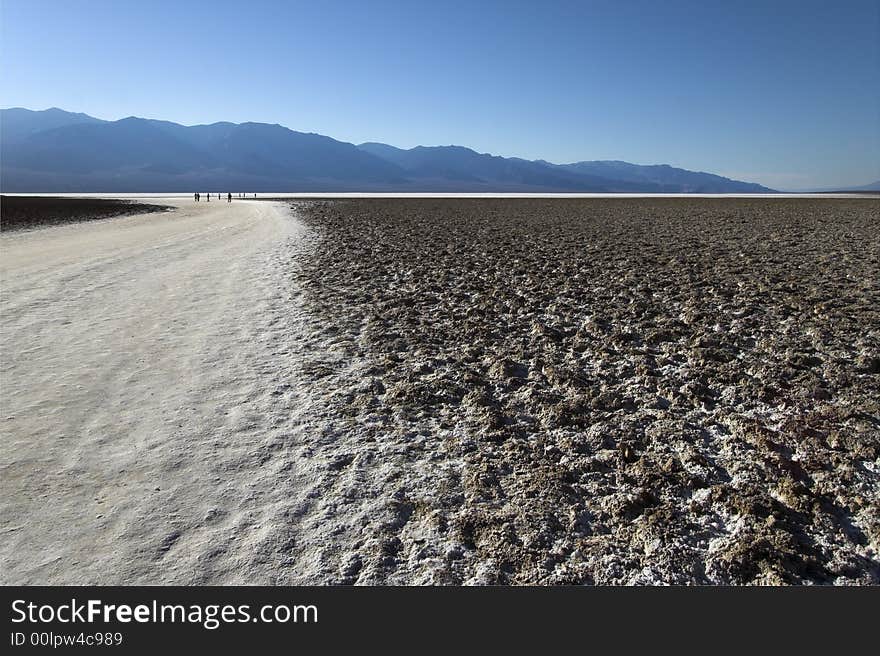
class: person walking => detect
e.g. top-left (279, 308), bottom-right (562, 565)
top-left (227, 192), bottom-right (232, 203)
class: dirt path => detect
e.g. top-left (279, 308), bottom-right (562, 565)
top-left (0, 199), bottom-right (327, 583)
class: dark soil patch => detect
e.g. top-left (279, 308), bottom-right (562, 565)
top-left (1, 196), bottom-right (171, 232)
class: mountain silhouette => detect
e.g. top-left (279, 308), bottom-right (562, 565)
top-left (839, 180), bottom-right (880, 192)
top-left (538, 160), bottom-right (774, 193)
top-left (0, 107), bottom-right (104, 142)
top-left (356, 143), bottom-right (653, 191)
top-left (1, 107), bottom-right (776, 193)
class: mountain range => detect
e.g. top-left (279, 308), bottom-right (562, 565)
top-left (1, 107), bottom-right (778, 193)
top-left (799, 180), bottom-right (880, 193)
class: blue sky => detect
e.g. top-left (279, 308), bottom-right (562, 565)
top-left (2, 0), bottom-right (878, 189)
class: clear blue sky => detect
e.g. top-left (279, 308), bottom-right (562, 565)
top-left (2, 0), bottom-right (878, 189)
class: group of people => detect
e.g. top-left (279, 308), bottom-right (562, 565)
top-left (193, 192), bottom-right (257, 202)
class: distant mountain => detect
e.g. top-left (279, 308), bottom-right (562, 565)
top-left (1, 107), bottom-right (776, 193)
top-left (841, 180), bottom-right (880, 192)
top-left (791, 180), bottom-right (880, 193)
top-left (0, 107), bottom-right (104, 143)
top-left (1, 108), bottom-right (406, 192)
top-left (542, 160), bottom-right (772, 194)
top-left (356, 143), bottom-right (659, 192)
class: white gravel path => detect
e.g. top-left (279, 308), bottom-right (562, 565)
top-left (0, 199), bottom-right (339, 584)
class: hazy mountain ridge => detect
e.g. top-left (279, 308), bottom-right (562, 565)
top-left (0, 107), bottom-right (104, 142)
top-left (542, 160), bottom-right (773, 193)
top-left (2, 107), bottom-right (777, 192)
top-left (809, 180), bottom-right (880, 192)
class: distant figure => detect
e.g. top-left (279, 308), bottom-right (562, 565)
top-left (206, 193), bottom-right (210, 202)
top-left (254, 193), bottom-right (257, 198)
top-left (227, 192), bottom-right (232, 203)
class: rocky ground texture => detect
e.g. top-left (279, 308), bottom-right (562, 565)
top-left (285, 197), bottom-right (880, 585)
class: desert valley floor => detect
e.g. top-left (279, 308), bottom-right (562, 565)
top-left (1, 196), bottom-right (878, 584)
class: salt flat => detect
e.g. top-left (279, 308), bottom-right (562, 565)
top-left (0, 199), bottom-right (327, 583)
top-left (2, 196), bottom-right (877, 585)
